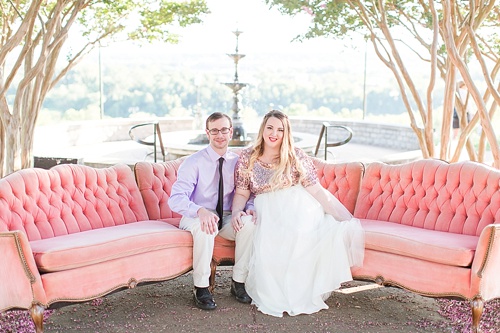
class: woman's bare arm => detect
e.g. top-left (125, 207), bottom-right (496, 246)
top-left (305, 183), bottom-right (353, 221)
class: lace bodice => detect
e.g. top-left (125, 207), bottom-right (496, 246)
top-left (235, 147), bottom-right (317, 196)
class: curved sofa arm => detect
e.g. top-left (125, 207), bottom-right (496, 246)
top-left (0, 231), bottom-right (46, 312)
top-left (470, 224), bottom-right (500, 300)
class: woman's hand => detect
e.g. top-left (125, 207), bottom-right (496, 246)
top-left (231, 188), bottom-right (252, 232)
top-left (231, 210), bottom-right (247, 232)
top-left (245, 209), bottom-right (257, 223)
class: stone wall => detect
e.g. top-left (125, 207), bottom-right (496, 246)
top-left (290, 117), bottom-right (420, 151)
top-left (34, 118), bottom-right (194, 148)
top-left (34, 117), bottom-right (420, 152)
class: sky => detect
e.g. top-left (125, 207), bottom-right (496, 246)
top-left (102, 0), bottom-right (367, 59)
top-left (89, 0), bottom-right (380, 86)
top-left (76, 0), bottom-right (394, 96)
top-left (167, 0), bottom-right (334, 54)
top-left (69, 0), bottom-right (402, 118)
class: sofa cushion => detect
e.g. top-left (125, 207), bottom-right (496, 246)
top-left (361, 220), bottom-right (478, 267)
top-left (30, 221), bottom-right (192, 272)
top-left (157, 217), bottom-right (182, 228)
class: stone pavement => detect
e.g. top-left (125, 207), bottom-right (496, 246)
top-left (34, 139), bottom-right (421, 169)
top-left (39, 268), bottom-right (455, 333)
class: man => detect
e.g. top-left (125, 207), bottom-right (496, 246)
top-left (169, 112), bottom-right (256, 310)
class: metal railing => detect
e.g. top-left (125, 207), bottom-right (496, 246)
top-left (128, 121), bottom-right (166, 162)
top-left (314, 122), bottom-right (353, 160)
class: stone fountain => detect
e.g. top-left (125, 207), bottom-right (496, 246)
top-left (159, 30), bottom-right (317, 159)
top-left (223, 29), bottom-right (252, 146)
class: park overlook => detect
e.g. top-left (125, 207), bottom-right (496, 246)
top-left (2, 2), bottom-right (500, 333)
top-left (1, 0), bottom-right (500, 176)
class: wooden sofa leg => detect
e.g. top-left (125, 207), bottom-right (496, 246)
top-left (209, 259), bottom-right (217, 293)
top-left (30, 303), bottom-right (45, 333)
top-left (471, 296), bottom-right (484, 333)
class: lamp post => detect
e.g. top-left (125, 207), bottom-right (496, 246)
top-left (99, 42), bottom-right (104, 119)
top-left (193, 75), bottom-right (203, 130)
top-left (362, 38), bottom-right (368, 120)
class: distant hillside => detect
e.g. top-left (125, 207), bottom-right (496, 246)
top-left (38, 41), bottom-right (446, 124)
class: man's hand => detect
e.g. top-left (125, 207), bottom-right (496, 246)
top-left (197, 207), bottom-right (219, 235)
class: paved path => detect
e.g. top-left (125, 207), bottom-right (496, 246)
top-left (39, 268), bottom-right (455, 333)
top-left (34, 139), bottom-right (419, 168)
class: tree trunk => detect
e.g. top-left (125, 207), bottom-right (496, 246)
top-left (0, 117), bottom-right (5, 177)
top-left (3, 117), bottom-right (21, 176)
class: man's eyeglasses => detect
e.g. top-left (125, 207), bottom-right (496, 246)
top-left (207, 127), bottom-right (231, 135)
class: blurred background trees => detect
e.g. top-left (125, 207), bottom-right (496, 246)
top-left (0, 0), bottom-right (209, 176)
top-left (265, 0), bottom-right (500, 167)
top-left (3, 0), bottom-right (499, 177)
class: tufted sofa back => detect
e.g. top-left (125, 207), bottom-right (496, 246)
top-left (354, 159), bottom-right (500, 236)
top-left (312, 158), bottom-right (364, 214)
top-left (134, 157), bottom-right (365, 220)
top-left (0, 164), bottom-right (149, 241)
top-left (134, 158), bottom-right (186, 226)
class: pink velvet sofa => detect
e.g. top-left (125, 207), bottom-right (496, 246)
top-left (134, 157), bottom-right (500, 333)
top-left (2, 157), bottom-right (500, 333)
top-left (0, 163), bottom-right (193, 333)
top-left (351, 159), bottom-right (500, 333)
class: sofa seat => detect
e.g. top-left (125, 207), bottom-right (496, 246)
top-left (156, 217), bottom-right (182, 228)
top-left (361, 220), bottom-right (478, 267)
top-left (30, 221), bottom-right (192, 272)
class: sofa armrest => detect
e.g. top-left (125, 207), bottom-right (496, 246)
top-left (470, 224), bottom-right (500, 300)
top-left (0, 231), bottom-right (46, 311)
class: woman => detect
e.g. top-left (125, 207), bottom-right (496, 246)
top-left (231, 110), bottom-right (364, 317)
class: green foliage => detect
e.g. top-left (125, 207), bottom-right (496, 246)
top-left (74, 0), bottom-right (210, 45)
top-left (41, 59), bottom-right (409, 122)
top-left (1, 0), bottom-right (210, 173)
top-left (266, 0), bottom-right (499, 60)
top-left (133, 1), bottom-right (209, 42)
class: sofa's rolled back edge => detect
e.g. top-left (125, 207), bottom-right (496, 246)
top-left (134, 158), bottom-right (186, 220)
top-left (312, 157), bottom-right (365, 214)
